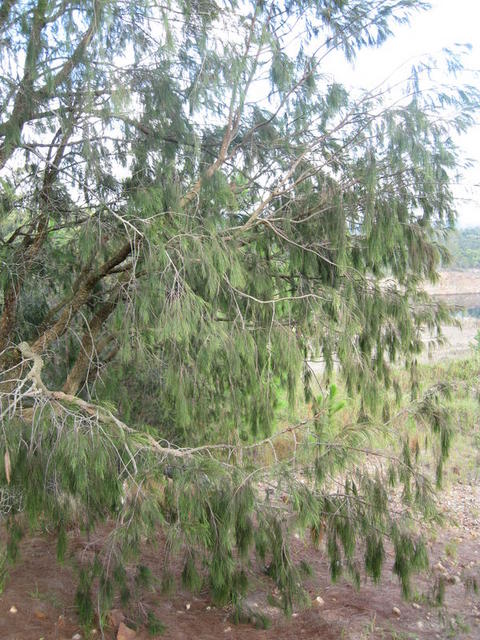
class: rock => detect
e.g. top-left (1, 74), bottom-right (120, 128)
top-left (34, 607), bottom-right (47, 620)
top-left (108, 609), bottom-right (125, 628)
top-left (224, 627), bottom-right (232, 632)
top-left (392, 607), bottom-right (401, 616)
top-left (9, 605), bottom-right (17, 614)
top-left (434, 562), bottom-right (447, 573)
top-left (412, 603), bottom-right (421, 609)
top-left (417, 621), bottom-right (424, 630)
top-left (72, 634), bottom-right (82, 640)
top-left (185, 602), bottom-right (191, 610)
top-left (117, 622), bottom-right (136, 640)
top-left (314, 596), bottom-right (324, 606)
top-left (206, 606), bottom-right (211, 611)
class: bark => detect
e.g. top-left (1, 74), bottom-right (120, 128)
top-left (62, 291), bottom-right (120, 395)
top-left (31, 240), bottom-right (132, 354)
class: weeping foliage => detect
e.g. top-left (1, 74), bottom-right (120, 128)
top-left (0, 0), bottom-right (478, 629)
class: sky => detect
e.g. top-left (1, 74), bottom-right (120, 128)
top-left (328, 0), bottom-right (480, 228)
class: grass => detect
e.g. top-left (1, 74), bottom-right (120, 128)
top-left (444, 539), bottom-right (458, 560)
top-left (269, 350), bottom-right (480, 476)
top-left (444, 613), bottom-right (471, 638)
top-left (29, 581), bottom-right (64, 610)
top-left (384, 625), bottom-right (419, 640)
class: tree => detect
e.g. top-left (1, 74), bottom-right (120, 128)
top-left (0, 0), bottom-right (477, 628)
top-left (447, 226), bottom-right (480, 269)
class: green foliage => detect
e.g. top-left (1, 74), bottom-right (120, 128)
top-left (74, 563), bottom-right (97, 628)
top-left (146, 611), bottom-right (166, 636)
top-left (0, 551), bottom-right (8, 595)
top-left (447, 227), bottom-right (480, 269)
top-left (0, 0), bottom-right (478, 631)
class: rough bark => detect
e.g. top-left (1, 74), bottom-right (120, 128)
top-left (62, 291), bottom-right (120, 395)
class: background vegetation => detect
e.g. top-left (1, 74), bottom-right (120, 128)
top-left (447, 227), bottom-right (480, 269)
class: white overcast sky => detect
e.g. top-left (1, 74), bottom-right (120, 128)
top-left (327, 0), bottom-right (480, 228)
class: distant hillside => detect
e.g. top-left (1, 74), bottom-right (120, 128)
top-left (447, 227), bottom-right (480, 269)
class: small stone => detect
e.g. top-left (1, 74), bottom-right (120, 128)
top-left (392, 607), bottom-right (401, 616)
top-left (314, 596), bottom-right (324, 606)
top-left (412, 603), bottom-right (421, 609)
top-left (434, 562), bottom-right (447, 573)
top-left (224, 627), bottom-right (232, 633)
top-left (417, 621), bottom-right (424, 630)
top-left (206, 606), bottom-right (211, 611)
top-left (185, 602), bottom-right (191, 610)
top-left (34, 608), bottom-right (47, 620)
top-left (72, 634), bottom-right (82, 640)
top-left (9, 605), bottom-right (17, 614)
top-left (117, 622), bottom-right (136, 640)
top-left (108, 609), bottom-right (125, 628)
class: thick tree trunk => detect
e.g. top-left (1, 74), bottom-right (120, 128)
top-left (62, 292), bottom-right (120, 395)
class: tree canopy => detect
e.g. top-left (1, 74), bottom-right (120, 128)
top-left (0, 0), bottom-right (478, 629)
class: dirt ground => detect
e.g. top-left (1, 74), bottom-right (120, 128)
top-left (0, 474), bottom-right (479, 640)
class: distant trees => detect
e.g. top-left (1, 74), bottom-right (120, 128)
top-left (0, 0), bottom-right (477, 627)
top-left (447, 227), bottom-right (480, 269)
